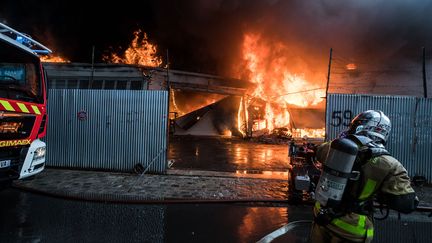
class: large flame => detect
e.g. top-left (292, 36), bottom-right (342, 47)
top-left (103, 30), bottom-right (162, 67)
top-left (243, 33), bottom-right (323, 107)
top-left (238, 33), bottom-right (325, 137)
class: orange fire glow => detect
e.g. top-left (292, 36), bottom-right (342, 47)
top-left (346, 63), bottom-right (357, 70)
top-left (291, 128), bottom-right (326, 138)
top-left (103, 30), bottom-right (162, 67)
top-left (237, 97), bottom-right (248, 136)
top-left (237, 33), bottom-right (325, 137)
top-left (40, 55), bottom-right (69, 63)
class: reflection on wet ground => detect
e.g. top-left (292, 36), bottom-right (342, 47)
top-left (0, 189), bottom-right (311, 243)
top-left (169, 136), bottom-right (289, 172)
top-left (2, 189), bottom-right (432, 243)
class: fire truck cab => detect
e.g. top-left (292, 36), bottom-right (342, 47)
top-left (0, 23), bottom-right (50, 188)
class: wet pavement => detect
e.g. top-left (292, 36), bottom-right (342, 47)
top-left (168, 136), bottom-right (289, 172)
top-left (13, 168), bottom-right (289, 202)
top-left (2, 187), bottom-right (432, 243)
top-left (7, 135), bottom-right (432, 242)
top-left (0, 188), bottom-right (311, 243)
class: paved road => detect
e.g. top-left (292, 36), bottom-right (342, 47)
top-left (0, 188), bottom-right (311, 243)
top-left (2, 188), bottom-right (432, 243)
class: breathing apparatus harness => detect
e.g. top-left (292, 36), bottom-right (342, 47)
top-left (314, 134), bottom-right (390, 226)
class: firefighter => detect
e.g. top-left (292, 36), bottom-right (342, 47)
top-left (310, 110), bottom-right (418, 243)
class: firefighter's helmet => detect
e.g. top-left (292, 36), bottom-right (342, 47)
top-left (346, 110), bottom-right (391, 144)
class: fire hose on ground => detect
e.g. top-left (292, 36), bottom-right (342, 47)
top-left (256, 205), bottom-right (432, 243)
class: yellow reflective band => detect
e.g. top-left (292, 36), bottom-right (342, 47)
top-left (17, 103), bottom-right (30, 113)
top-left (359, 179), bottom-right (377, 200)
top-left (313, 201), bottom-right (321, 214)
top-left (367, 229), bottom-right (374, 238)
top-left (31, 105), bottom-right (41, 115)
top-left (332, 218), bottom-right (367, 236)
top-left (0, 100), bottom-right (15, 111)
top-left (358, 215), bottom-right (366, 228)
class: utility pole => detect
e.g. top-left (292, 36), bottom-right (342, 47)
top-left (423, 47), bottom-right (428, 98)
top-left (324, 48), bottom-right (333, 142)
top-left (325, 48), bottom-right (333, 99)
top-left (165, 49), bottom-right (170, 170)
top-left (166, 49), bottom-right (170, 133)
top-left (90, 45), bottom-right (95, 88)
top-left (166, 49), bottom-right (170, 90)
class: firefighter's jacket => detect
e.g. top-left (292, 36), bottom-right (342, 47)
top-left (312, 140), bottom-right (417, 242)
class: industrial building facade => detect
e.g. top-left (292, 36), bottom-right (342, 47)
top-left (326, 93), bottom-right (432, 181)
top-left (42, 62), bottom-right (250, 173)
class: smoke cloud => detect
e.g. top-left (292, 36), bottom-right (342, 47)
top-left (145, 0), bottom-right (432, 98)
top-left (2, 0), bottom-right (432, 80)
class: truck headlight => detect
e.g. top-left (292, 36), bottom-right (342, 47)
top-left (33, 146), bottom-right (46, 161)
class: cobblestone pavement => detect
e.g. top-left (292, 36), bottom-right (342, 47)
top-left (13, 168), bottom-right (432, 208)
top-left (13, 168), bottom-right (289, 203)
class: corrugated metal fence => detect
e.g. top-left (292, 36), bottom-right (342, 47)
top-left (326, 93), bottom-right (432, 181)
top-left (44, 89), bottom-right (168, 173)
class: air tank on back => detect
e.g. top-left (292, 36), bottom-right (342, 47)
top-left (315, 137), bottom-right (359, 207)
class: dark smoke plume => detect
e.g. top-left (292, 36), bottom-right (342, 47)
top-left (150, 0), bottom-right (432, 73)
top-left (2, 0), bottom-right (432, 84)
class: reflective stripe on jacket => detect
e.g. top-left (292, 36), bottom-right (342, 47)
top-left (313, 143), bottom-right (415, 242)
top-left (314, 202), bottom-right (374, 241)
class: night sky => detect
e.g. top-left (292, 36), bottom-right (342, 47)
top-left (2, 0), bottom-right (432, 77)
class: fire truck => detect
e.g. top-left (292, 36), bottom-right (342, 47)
top-left (0, 23), bottom-right (51, 189)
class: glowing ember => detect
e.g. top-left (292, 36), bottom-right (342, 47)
top-left (237, 33), bottom-right (325, 137)
top-left (346, 63), bottom-right (357, 70)
top-left (291, 128), bottom-right (326, 138)
top-left (40, 55), bottom-right (69, 63)
top-left (222, 130), bottom-right (232, 137)
top-left (103, 30), bottom-right (162, 67)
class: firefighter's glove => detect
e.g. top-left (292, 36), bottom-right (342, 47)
top-left (315, 209), bottom-right (333, 226)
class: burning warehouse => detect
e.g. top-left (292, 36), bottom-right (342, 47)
top-left (3, 2), bottom-right (432, 242)
top-left (35, 2), bottom-right (432, 177)
top-left (168, 32), bottom-right (327, 139)
top-left (38, 24), bottom-right (432, 183)
top-left (42, 29), bottom-right (327, 140)
top-left (9, 0), bottom-right (432, 135)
